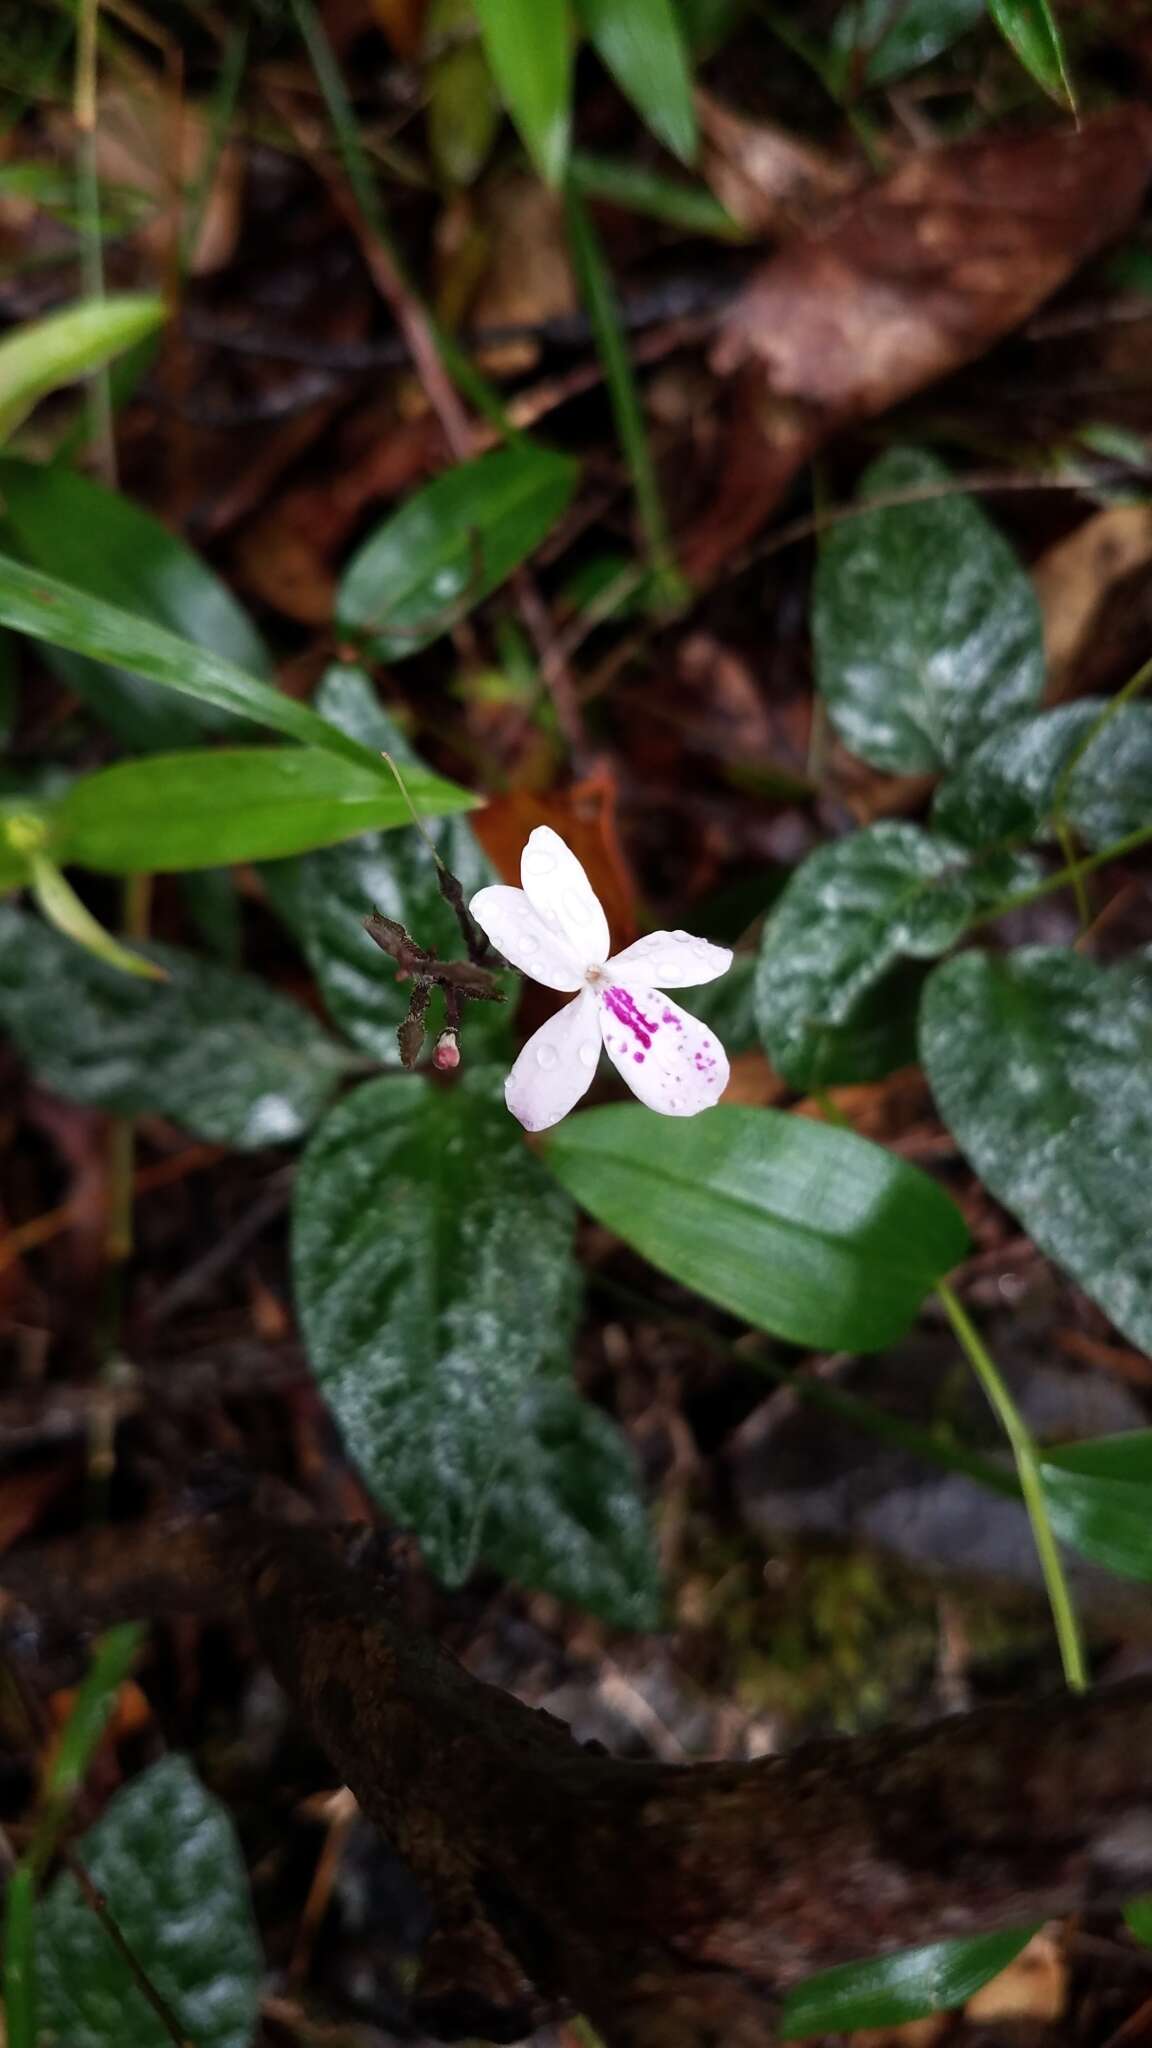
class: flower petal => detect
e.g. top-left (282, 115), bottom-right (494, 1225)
top-left (469, 884), bottom-right (584, 991)
top-left (597, 983), bottom-right (729, 1117)
top-left (520, 826), bottom-right (610, 966)
top-left (607, 930), bottom-right (732, 990)
top-left (505, 990), bottom-right (601, 1132)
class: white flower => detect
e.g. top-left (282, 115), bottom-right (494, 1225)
top-left (469, 826), bottom-right (733, 1132)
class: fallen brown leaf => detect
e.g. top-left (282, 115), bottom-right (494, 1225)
top-left (965, 1927), bottom-right (1067, 2024)
top-left (470, 765), bottom-right (639, 945)
top-left (1033, 502), bottom-right (1152, 696)
top-left (686, 109), bottom-right (1152, 578)
top-left (695, 88), bottom-right (858, 236)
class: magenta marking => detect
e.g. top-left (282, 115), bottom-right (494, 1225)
top-left (634, 1052), bottom-right (645, 1064)
top-left (603, 985), bottom-right (658, 1049)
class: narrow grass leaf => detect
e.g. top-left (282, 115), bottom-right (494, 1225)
top-left (474, 0), bottom-right (573, 184)
top-left (780, 1929), bottom-right (1037, 2038)
top-left (0, 294), bottom-right (164, 442)
top-left (578, 0), bottom-right (696, 161)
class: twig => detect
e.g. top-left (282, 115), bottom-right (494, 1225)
top-left (63, 1854), bottom-right (194, 2048)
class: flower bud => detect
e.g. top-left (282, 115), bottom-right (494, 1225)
top-left (433, 1030), bottom-right (460, 1071)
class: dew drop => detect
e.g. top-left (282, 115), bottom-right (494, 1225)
top-left (524, 848), bottom-right (555, 877)
top-left (536, 1043), bottom-right (560, 1070)
top-left (673, 930), bottom-right (693, 944)
top-left (578, 1040), bottom-right (599, 1069)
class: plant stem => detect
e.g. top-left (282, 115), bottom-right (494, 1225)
top-left (973, 820), bottom-right (1152, 927)
top-left (75, 0), bottom-right (116, 482)
top-left (937, 1279), bottom-right (1087, 1692)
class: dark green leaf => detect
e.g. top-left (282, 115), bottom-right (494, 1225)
top-left (0, 457), bottom-right (269, 750)
top-left (0, 551), bottom-right (390, 776)
top-left (544, 1104), bottom-right (968, 1351)
top-left (474, 0), bottom-right (573, 184)
top-left (1125, 1896), bottom-right (1152, 1947)
top-left (38, 1756), bottom-right (261, 2048)
top-left (53, 745), bottom-right (478, 873)
top-left (291, 668), bottom-right (505, 1060)
top-left (780, 1928), bottom-right (1035, 2038)
top-left (480, 1380), bottom-right (662, 1628)
top-left (921, 948), bottom-right (1152, 1351)
top-left (0, 628), bottom-right (15, 743)
top-left (828, 0), bottom-right (985, 89)
top-left (338, 442), bottom-right (578, 661)
top-left (293, 1071), bottom-right (579, 1582)
top-left (0, 905), bottom-right (349, 1147)
top-left (987, 0), bottom-right (1074, 106)
top-left (425, 0), bottom-right (502, 186)
top-left (569, 151), bottom-right (742, 236)
top-left (180, 868), bottom-right (243, 964)
top-left (0, 294), bottom-right (164, 442)
top-left (756, 823), bottom-right (1038, 1090)
top-left (677, 0), bottom-right (748, 54)
top-left (578, 0), bottom-right (696, 161)
top-left (680, 951), bottom-right (759, 1055)
top-left (933, 701), bottom-right (1152, 851)
top-left (813, 447), bottom-right (1045, 773)
top-left (1041, 1432), bottom-right (1152, 1582)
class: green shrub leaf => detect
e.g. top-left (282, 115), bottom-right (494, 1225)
top-left (0, 905), bottom-right (349, 1147)
top-left (933, 701), bottom-right (1152, 851)
top-left (38, 1756), bottom-right (261, 2048)
top-left (53, 744), bottom-right (478, 873)
top-left (338, 442), bottom-right (578, 660)
top-left (922, 948), bottom-right (1152, 1351)
top-left (987, 0), bottom-right (1075, 107)
top-left (544, 1103), bottom-right (968, 1351)
top-left (0, 457), bottom-right (269, 749)
top-left (0, 551), bottom-right (390, 776)
top-left (813, 447), bottom-right (1045, 773)
top-left (1041, 1432), bottom-right (1152, 1582)
top-left (0, 294), bottom-right (165, 443)
top-left (293, 1071), bottom-right (579, 1583)
top-left (780, 1928), bottom-right (1036, 2038)
top-left (480, 1380), bottom-right (662, 1627)
top-left (828, 0), bottom-right (985, 88)
top-left (756, 823), bottom-right (1038, 1090)
top-left (578, 0), bottom-right (696, 161)
top-left (474, 0), bottom-right (573, 183)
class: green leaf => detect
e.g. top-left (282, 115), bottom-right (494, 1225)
top-left (780, 1928), bottom-right (1036, 2038)
top-left (338, 442), bottom-right (578, 661)
top-left (290, 668), bottom-right (505, 1059)
top-left (921, 949), bottom-right (1152, 1352)
top-left (0, 457), bottom-right (269, 750)
top-left (480, 1380), bottom-right (663, 1627)
top-left (0, 294), bottom-right (165, 443)
top-left (425, 0), bottom-right (502, 187)
top-left (0, 904), bottom-right (349, 1148)
top-left (1041, 1432), bottom-right (1152, 1583)
top-left (28, 853), bottom-right (164, 980)
top-left (293, 1071), bottom-right (579, 1583)
top-left (53, 744), bottom-right (478, 873)
top-left (0, 551), bottom-right (391, 776)
top-left (474, 0), bottom-right (573, 184)
top-left (756, 823), bottom-right (1038, 1090)
top-left (828, 0), bottom-right (985, 89)
top-left (1125, 1896), bottom-right (1152, 1947)
top-left (38, 1756), bottom-right (261, 2048)
top-left (679, 950), bottom-right (759, 1055)
top-left (934, 702), bottom-right (1152, 852)
top-left (569, 151), bottom-right (742, 237)
top-left (677, 0), bottom-right (748, 52)
top-left (544, 1103), bottom-right (968, 1352)
top-left (813, 447), bottom-right (1045, 774)
top-left (578, 0), bottom-right (696, 161)
top-left (987, 0), bottom-right (1075, 106)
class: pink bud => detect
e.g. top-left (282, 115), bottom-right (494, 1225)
top-left (433, 1031), bottom-right (460, 1071)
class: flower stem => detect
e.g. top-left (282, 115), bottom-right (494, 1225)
top-left (937, 1279), bottom-right (1087, 1692)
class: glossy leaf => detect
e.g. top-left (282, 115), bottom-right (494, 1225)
top-left (544, 1104), bottom-right (968, 1352)
top-left (425, 0), bottom-right (502, 186)
top-left (756, 823), bottom-right (1038, 1090)
top-left (294, 1071), bottom-right (579, 1582)
top-left (578, 0), bottom-right (696, 161)
top-left (0, 457), bottom-right (269, 750)
top-left (338, 442), bottom-right (578, 661)
top-left (828, 0), bottom-right (985, 88)
top-left (474, 0), bottom-right (573, 184)
top-left (1041, 1432), bottom-right (1152, 1582)
top-left (54, 744), bottom-right (478, 873)
top-left (780, 1928), bottom-right (1036, 2038)
top-left (291, 667), bottom-right (505, 1059)
top-left (813, 447), bottom-right (1045, 774)
top-left (38, 1756), bottom-right (261, 2048)
top-left (0, 551), bottom-right (389, 776)
top-left (480, 1380), bottom-right (662, 1627)
top-left (0, 905), bottom-right (349, 1148)
top-left (921, 949), bottom-right (1152, 1351)
top-left (0, 293), bottom-right (164, 442)
top-left (933, 701), bottom-right (1152, 852)
top-left (988, 0), bottom-right (1075, 107)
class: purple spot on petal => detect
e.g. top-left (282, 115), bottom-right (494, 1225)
top-left (634, 1052), bottom-right (645, 1064)
top-left (604, 985), bottom-right (658, 1049)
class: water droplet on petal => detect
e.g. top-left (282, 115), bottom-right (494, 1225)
top-left (578, 1040), bottom-right (599, 1070)
top-left (519, 926), bottom-right (540, 952)
top-left (563, 887), bottom-right (592, 923)
top-left (536, 1043), bottom-right (560, 1070)
top-left (524, 848), bottom-right (555, 877)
